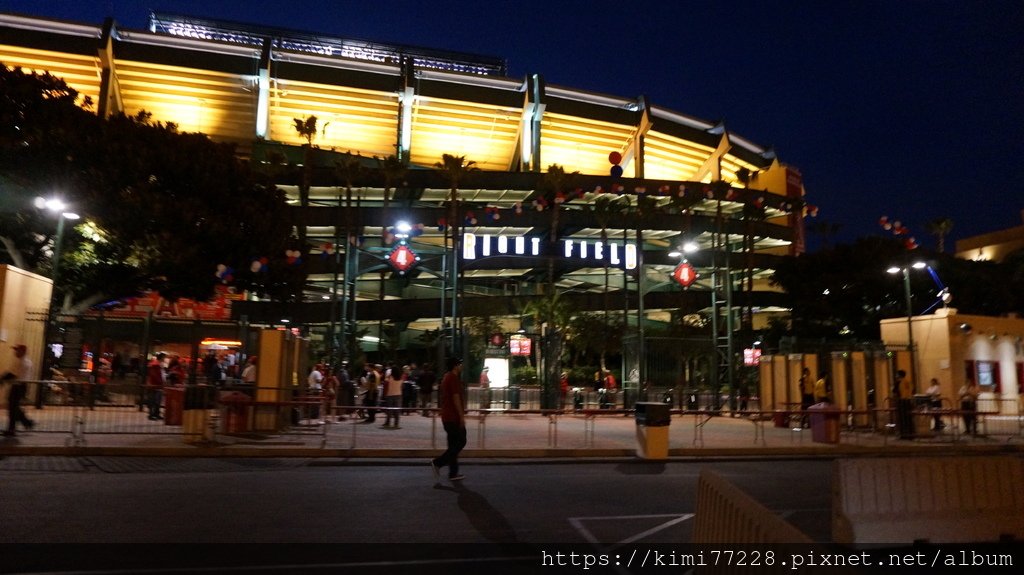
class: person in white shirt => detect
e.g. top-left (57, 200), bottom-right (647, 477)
top-left (241, 356), bottom-right (257, 385)
top-left (4, 344), bottom-right (36, 436)
top-left (307, 365), bottom-right (324, 391)
top-left (382, 364), bottom-right (404, 428)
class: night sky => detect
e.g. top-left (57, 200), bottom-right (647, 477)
top-left (5, 0), bottom-right (1023, 251)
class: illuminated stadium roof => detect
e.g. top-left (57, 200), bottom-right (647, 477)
top-left (0, 11), bottom-right (809, 335)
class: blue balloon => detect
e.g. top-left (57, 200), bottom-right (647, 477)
top-left (610, 165), bottom-right (623, 178)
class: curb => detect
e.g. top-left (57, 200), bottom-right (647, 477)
top-left (1, 443), bottom-right (1020, 459)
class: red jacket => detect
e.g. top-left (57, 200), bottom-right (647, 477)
top-left (146, 359), bottom-right (165, 389)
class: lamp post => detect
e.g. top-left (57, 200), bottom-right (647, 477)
top-left (36, 197), bottom-right (79, 408)
top-left (37, 197), bottom-right (79, 345)
top-left (887, 261), bottom-right (926, 390)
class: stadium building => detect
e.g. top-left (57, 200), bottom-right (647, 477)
top-left (1, 12), bottom-right (813, 401)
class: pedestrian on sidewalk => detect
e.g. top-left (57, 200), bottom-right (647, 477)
top-left (430, 357), bottom-right (466, 483)
top-left (361, 364), bottom-right (381, 423)
top-left (798, 368), bottom-right (813, 428)
top-left (3, 344), bottom-right (36, 436)
top-left (382, 364), bottom-right (404, 428)
top-left (418, 362), bottom-right (436, 416)
top-left (145, 352), bottom-right (166, 421)
top-left (895, 369), bottom-right (915, 439)
top-left (958, 377), bottom-right (979, 435)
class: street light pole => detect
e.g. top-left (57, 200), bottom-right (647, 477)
top-left (888, 261), bottom-right (925, 391)
top-left (36, 197), bottom-right (79, 408)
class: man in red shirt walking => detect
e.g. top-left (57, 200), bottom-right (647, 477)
top-left (430, 357), bottom-right (466, 483)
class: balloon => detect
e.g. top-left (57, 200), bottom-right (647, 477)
top-left (608, 151), bottom-right (622, 165)
top-left (610, 165), bottom-right (623, 178)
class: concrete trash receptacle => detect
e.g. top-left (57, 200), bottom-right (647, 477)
top-left (808, 402), bottom-right (840, 444)
top-left (220, 391), bottom-right (252, 433)
top-left (773, 410), bottom-right (788, 428)
top-left (635, 402), bottom-right (671, 459)
top-left (163, 386), bottom-right (184, 426)
top-left (183, 385), bottom-right (213, 444)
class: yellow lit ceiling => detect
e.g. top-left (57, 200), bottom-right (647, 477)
top-left (269, 79), bottom-right (399, 158)
top-left (0, 44), bottom-right (102, 106)
top-left (540, 112), bottom-right (638, 177)
top-left (409, 95), bottom-right (520, 171)
top-left (115, 58), bottom-right (256, 143)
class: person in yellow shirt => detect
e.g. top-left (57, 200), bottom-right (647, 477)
top-left (813, 372), bottom-right (830, 404)
top-left (895, 369), bottom-right (915, 439)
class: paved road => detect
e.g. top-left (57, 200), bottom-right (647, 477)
top-left (0, 457), bottom-right (832, 573)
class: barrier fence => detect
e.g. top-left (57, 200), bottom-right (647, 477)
top-left (3, 379), bottom-right (1021, 450)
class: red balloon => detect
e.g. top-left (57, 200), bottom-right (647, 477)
top-left (608, 151), bottom-right (622, 165)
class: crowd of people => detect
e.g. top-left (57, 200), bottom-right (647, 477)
top-left (302, 361), bottom-right (439, 427)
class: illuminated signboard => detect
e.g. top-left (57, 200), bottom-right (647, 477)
top-left (672, 262), bottom-right (697, 287)
top-left (509, 334), bottom-right (532, 356)
top-left (743, 348), bottom-right (762, 366)
top-left (388, 242), bottom-right (419, 274)
top-left (462, 233), bottom-right (637, 270)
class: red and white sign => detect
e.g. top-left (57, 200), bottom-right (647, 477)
top-left (672, 262), bottom-right (697, 287)
top-left (743, 348), bottom-right (762, 366)
top-left (509, 334), bottom-right (532, 356)
top-left (95, 285), bottom-right (242, 320)
top-left (388, 243), bottom-right (418, 274)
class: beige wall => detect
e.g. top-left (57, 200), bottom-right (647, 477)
top-left (0, 265), bottom-right (53, 379)
top-left (881, 308), bottom-right (1024, 414)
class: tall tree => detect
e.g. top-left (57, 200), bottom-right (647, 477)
top-left (435, 154), bottom-right (477, 354)
top-left (538, 164), bottom-right (579, 292)
top-left (292, 115), bottom-right (318, 246)
top-left (927, 217), bottom-right (954, 253)
top-left (0, 65), bottom-right (295, 311)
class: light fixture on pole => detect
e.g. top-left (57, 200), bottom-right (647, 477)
top-left (887, 261), bottom-right (926, 390)
top-left (36, 197), bottom-right (79, 352)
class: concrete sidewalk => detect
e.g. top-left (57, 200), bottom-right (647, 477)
top-left (2, 405), bottom-right (1022, 458)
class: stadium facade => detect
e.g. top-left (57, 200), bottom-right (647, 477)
top-left (1, 12), bottom-right (813, 396)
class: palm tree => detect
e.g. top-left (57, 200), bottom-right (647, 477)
top-left (374, 154), bottom-right (407, 354)
top-left (375, 154), bottom-right (407, 243)
top-left (292, 115), bottom-right (318, 245)
top-left (334, 152), bottom-right (364, 360)
top-left (810, 220), bottom-right (843, 250)
top-left (539, 164), bottom-right (579, 292)
top-left (523, 291), bottom-right (575, 408)
top-left (434, 154), bottom-right (478, 355)
top-left (591, 194), bottom-right (627, 371)
top-left (927, 217), bottom-right (954, 253)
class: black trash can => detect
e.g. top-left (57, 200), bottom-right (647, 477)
top-left (509, 386), bottom-right (521, 410)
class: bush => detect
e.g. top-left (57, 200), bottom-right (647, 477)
top-left (511, 365), bottom-right (537, 387)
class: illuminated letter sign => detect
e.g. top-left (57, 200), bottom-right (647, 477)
top-left (462, 233), bottom-right (636, 270)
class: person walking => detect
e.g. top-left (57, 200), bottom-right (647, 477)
top-left (3, 344), bottom-right (36, 436)
top-left (382, 364), bottom-right (404, 428)
top-left (430, 357), bottom-right (466, 483)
